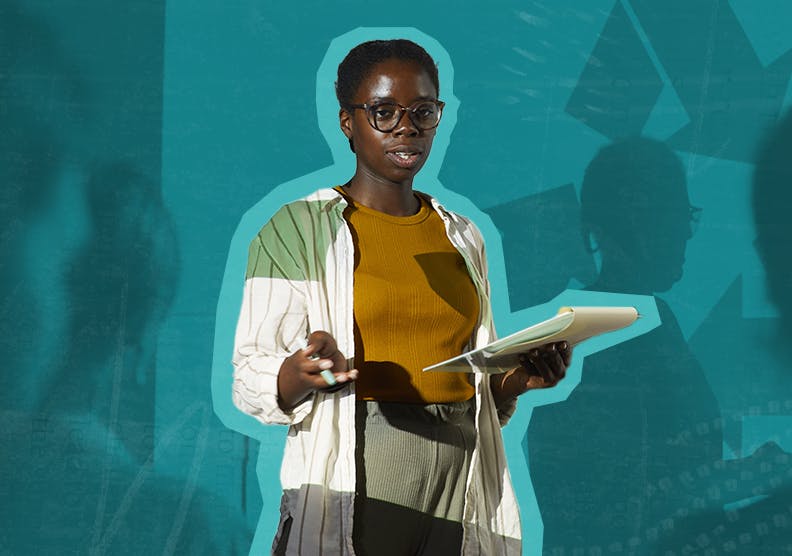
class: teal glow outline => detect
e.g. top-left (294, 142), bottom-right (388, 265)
top-left (210, 26), bottom-right (661, 555)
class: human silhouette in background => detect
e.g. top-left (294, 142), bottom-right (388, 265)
top-left (0, 3), bottom-right (249, 553)
top-left (649, 110), bottom-right (792, 555)
top-left (754, 109), bottom-right (792, 346)
top-left (44, 163), bottom-right (179, 462)
top-left (528, 138), bottom-right (725, 553)
top-left (0, 2), bottom-right (81, 414)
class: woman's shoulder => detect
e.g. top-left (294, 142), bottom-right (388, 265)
top-left (259, 188), bottom-right (344, 229)
top-left (246, 188), bottom-right (347, 278)
top-left (250, 187), bottom-right (347, 253)
top-left (278, 187), bottom-right (344, 214)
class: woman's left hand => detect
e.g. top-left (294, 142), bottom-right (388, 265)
top-left (516, 341), bottom-right (572, 392)
top-left (491, 341), bottom-right (573, 403)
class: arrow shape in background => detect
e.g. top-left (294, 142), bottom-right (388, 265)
top-left (630, 0), bottom-right (792, 162)
top-left (567, 0), bottom-right (792, 163)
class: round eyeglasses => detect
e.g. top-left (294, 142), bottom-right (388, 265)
top-left (345, 100), bottom-right (445, 132)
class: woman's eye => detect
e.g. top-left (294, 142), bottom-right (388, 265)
top-left (413, 103), bottom-right (436, 119)
top-left (374, 108), bottom-right (395, 119)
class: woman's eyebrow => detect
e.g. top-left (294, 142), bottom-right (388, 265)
top-left (366, 96), bottom-right (395, 103)
top-left (366, 95), bottom-right (438, 103)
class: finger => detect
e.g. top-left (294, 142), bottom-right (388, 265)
top-left (297, 358), bottom-right (333, 386)
top-left (542, 345), bottom-right (567, 380)
top-left (315, 368), bottom-right (359, 391)
top-left (518, 352), bottom-right (546, 379)
top-left (302, 341), bottom-right (339, 366)
top-left (518, 353), bottom-right (537, 377)
top-left (305, 358), bottom-right (357, 380)
top-left (306, 362), bottom-right (335, 390)
top-left (305, 358), bottom-right (335, 374)
top-left (332, 368), bottom-right (359, 384)
top-left (557, 341), bottom-right (572, 366)
top-left (308, 330), bottom-right (337, 357)
top-left (299, 341), bottom-right (318, 359)
top-left (527, 349), bottom-right (556, 384)
top-left (329, 350), bottom-right (349, 373)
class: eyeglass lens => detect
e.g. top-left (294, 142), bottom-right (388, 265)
top-left (369, 101), bottom-right (441, 131)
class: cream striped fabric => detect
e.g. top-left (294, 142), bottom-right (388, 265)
top-left (232, 188), bottom-right (521, 555)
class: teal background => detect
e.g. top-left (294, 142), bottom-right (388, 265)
top-left (3, 1), bottom-right (792, 554)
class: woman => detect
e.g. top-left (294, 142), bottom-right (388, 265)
top-left (232, 39), bottom-right (570, 555)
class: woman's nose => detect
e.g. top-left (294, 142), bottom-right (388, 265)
top-left (392, 111), bottom-right (419, 136)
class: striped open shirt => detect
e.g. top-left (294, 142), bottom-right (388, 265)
top-left (232, 188), bottom-right (521, 555)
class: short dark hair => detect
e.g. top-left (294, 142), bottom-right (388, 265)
top-left (335, 39), bottom-right (439, 108)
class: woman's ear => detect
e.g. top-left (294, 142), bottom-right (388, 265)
top-left (339, 108), bottom-right (353, 140)
top-left (339, 108), bottom-right (355, 153)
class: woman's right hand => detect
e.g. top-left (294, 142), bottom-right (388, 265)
top-left (277, 330), bottom-right (358, 411)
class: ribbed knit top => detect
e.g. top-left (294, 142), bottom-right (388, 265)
top-left (336, 187), bottom-right (478, 403)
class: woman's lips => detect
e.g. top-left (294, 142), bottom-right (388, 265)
top-left (386, 150), bottom-right (423, 169)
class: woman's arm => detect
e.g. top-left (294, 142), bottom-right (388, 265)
top-left (231, 212), bottom-right (319, 425)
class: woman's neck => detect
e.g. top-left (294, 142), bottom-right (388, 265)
top-left (342, 175), bottom-right (420, 216)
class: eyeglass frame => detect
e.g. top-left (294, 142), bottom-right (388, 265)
top-left (343, 99), bottom-right (446, 132)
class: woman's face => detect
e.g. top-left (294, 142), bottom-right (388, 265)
top-left (340, 58), bottom-right (439, 186)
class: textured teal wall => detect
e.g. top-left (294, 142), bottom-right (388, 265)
top-left (3, 1), bottom-right (792, 554)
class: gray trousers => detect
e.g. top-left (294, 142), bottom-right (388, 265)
top-left (273, 399), bottom-right (476, 556)
top-left (352, 399), bottom-right (475, 556)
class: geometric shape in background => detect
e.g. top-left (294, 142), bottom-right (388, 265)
top-left (483, 184), bottom-right (597, 312)
top-left (629, 0), bottom-right (792, 162)
top-left (742, 416), bottom-right (792, 455)
top-left (565, 1), bottom-right (664, 140)
top-left (640, 80), bottom-right (690, 140)
top-left (688, 275), bottom-right (747, 455)
top-left (729, 0), bottom-right (792, 68)
top-left (688, 276), bottom-right (792, 457)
